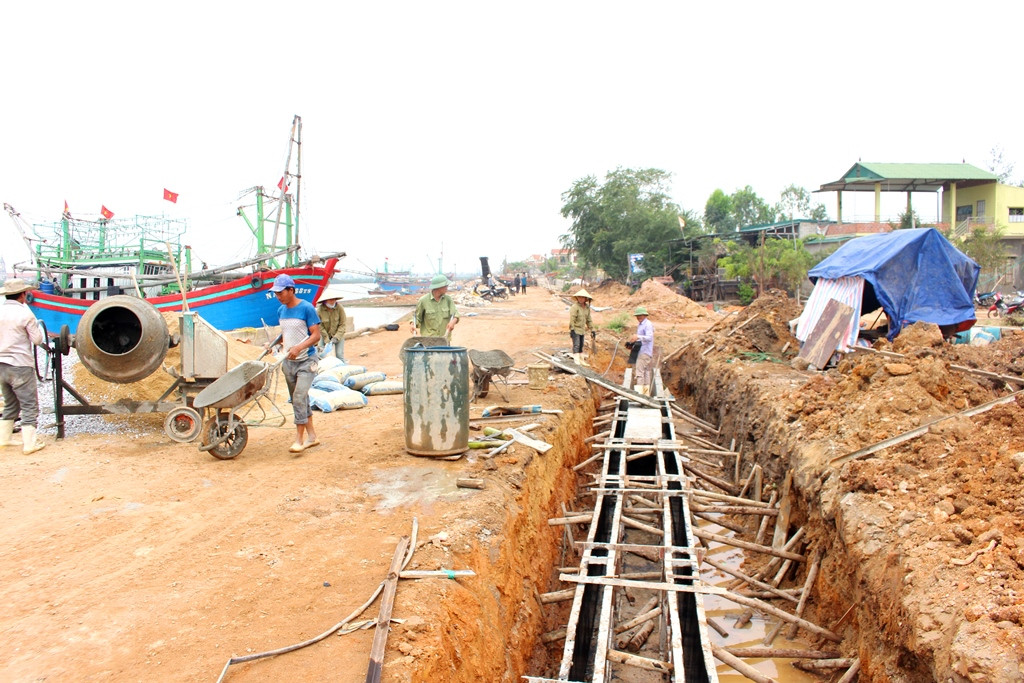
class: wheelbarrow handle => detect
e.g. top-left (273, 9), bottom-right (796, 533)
top-left (259, 334), bottom-right (284, 360)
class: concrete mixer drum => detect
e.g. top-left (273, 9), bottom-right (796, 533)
top-left (75, 295), bottom-right (170, 383)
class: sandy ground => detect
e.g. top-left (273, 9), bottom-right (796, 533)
top-left (0, 285), bottom-right (710, 682)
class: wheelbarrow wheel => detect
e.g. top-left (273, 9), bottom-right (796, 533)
top-left (164, 407), bottom-right (203, 443)
top-left (202, 415), bottom-right (248, 460)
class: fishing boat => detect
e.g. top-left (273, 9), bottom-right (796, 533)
top-left (3, 116), bottom-right (344, 334)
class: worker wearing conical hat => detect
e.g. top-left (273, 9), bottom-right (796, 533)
top-left (569, 289), bottom-right (594, 367)
top-left (0, 279), bottom-right (46, 454)
top-left (316, 285), bottom-right (348, 362)
top-left (631, 306), bottom-right (654, 395)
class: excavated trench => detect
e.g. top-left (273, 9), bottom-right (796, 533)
top-left (396, 331), bottom-right (1022, 682)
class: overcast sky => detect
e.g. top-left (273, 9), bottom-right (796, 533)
top-left (3, 1), bottom-right (1023, 277)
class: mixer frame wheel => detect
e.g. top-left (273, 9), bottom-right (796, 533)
top-left (164, 407), bottom-right (203, 443)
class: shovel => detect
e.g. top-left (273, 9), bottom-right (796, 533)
top-left (590, 330), bottom-right (597, 360)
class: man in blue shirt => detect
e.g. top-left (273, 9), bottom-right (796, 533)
top-left (631, 306), bottom-right (654, 395)
top-left (271, 274), bottom-right (321, 453)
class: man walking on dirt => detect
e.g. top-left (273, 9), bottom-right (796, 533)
top-left (270, 274), bottom-right (322, 453)
top-left (0, 279), bottom-right (46, 453)
top-left (568, 289), bottom-right (594, 366)
top-left (631, 306), bottom-right (654, 394)
top-left (412, 274), bottom-right (460, 342)
top-left (316, 284), bottom-right (347, 363)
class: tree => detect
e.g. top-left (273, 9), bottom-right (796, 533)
top-left (960, 224), bottom-right (1008, 276)
top-left (704, 189), bottom-right (736, 233)
top-left (986, 145), bottom-right (1017, 185)
top-left (776, 184), bottom-right (829, 221)
top-left (718, 237), bottom-right (816, 296)
top-left (560, 168), bottom-right (689, 281)
top-left (732, 185), bottom-right (776, 226)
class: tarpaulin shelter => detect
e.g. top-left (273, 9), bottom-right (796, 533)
top-left (796, 228), bottom-right (979, 347)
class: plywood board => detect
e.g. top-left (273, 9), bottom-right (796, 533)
top-left (797, 298), bottom-right (854, 370)
top-left (623, 408), bottom-right (664, 441)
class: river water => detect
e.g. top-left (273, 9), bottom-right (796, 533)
top-left (330, 281), bottom-right (414, 328)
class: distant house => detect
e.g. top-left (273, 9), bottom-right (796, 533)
top-left (525, 254), bottom-right (546, 268)
top-left (551, 248), bottom-right (576, 265)
top-left (819, 162), bottom-right (1024, 287)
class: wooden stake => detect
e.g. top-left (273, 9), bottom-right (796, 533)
top-left (365, 536), bottom-right (410, 683)
top-left (717, 589), bottom-right (842, 642)
top-left (785, 546), bottom-right (823, 639)
top-left (712, 644), bottom-right (775, 683)
top-left (693, 529), bottom-right (805, 562)
top-left (724, 647), bottom-right (841, 659)
top-left (613, 597), bottom-right (659, 634)
top-left (606, 649), bottom-right (672, 673)
top-left (538, 588), bottom-right (575, 604)
top-left (837, 658), bottom-right (861, 683)
top-left (793, 657), bottom-right (856, 671)
top-left (456, 478), bottom-right (485, 490)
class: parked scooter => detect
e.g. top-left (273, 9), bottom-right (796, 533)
top-left (975, 290), bottom-right (999, 308)
top-left (988, 291), bottom-right (1024, 318)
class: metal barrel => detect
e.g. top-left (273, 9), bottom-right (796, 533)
top-left (74, 295), bottom-right (170, 383)
top-left (403, 345), bottom-right (469, 456)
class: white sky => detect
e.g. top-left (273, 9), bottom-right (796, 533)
top-left (3, 1), bottom-right (1023, 277)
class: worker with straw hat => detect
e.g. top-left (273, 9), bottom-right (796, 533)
top-left (568, 289), bottom-right (594, 366)
top-left (316, 284), bottom-right (348, 362)
top-left (631, 306), bottom-right (654, 395)
top-left (0, 278), bottom-right (46, 454)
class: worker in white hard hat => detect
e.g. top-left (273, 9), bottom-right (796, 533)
top-left (412, 274), bottom-right (460, 342)
top-left (568, 289), bottom-right (594, 366)
top-left (630, 306), bottom-right (654, 395)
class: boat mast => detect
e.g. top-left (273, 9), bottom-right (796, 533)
top-left (269, 115), bottom-right (301, 267)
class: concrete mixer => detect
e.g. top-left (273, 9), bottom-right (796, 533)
top-left (46, 295), bottom-right (232, 443)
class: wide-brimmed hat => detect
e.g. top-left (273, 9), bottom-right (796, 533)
top-left (573, 289), bottom-right (593, 299)
top-left (634, 306), bottom-right (649, 316)
top-left (430, 274), bottom-right (451, 289)
top-left (319, 285), bottom-right (346, 302)
top-left (2, 278), bottom-right (35, 296)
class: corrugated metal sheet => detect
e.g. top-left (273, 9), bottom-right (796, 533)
top-left (795, 276), bottom-right (865, 351)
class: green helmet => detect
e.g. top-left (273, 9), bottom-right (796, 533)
top-left (430, 274), bottom-right (451, 289)
top-left (634, 306), bottom-right (649, 316)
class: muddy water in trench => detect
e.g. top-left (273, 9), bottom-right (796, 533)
top-left (698, 515), bottom-right (818, 683)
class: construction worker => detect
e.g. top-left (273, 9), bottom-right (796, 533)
top-left (568, 289), bottom-right (594, 366)
top-left (0, 279), bottom-right (46, 454)
top-left (316, 284), bottom-right (347, 362)
top-left (631, 306), bottom-right (654, 394)
top-left (269, 274), bottom-right (321, 454)
top-left (412, 274), bottom-right (460, 342)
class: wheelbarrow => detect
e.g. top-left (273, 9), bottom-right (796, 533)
top-left (192, 355), bottom-right (283, 460)
top-left (468, 349), bottom-right (514, 403)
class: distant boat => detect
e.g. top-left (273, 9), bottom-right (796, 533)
top-left (4, 115), bottom-right (345, 333)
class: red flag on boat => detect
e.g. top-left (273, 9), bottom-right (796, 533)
top-left (163, 188), bottom-right (179, 203)
top-left (63, 200), bottom-right (70, 217)
top-left (100, 205), bottom-right (114, 220)
top-left (277, 176), bottom-right (289, 192)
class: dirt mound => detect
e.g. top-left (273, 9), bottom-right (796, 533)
top-left (626, 279), bottom-right (718, 320)
top-left (590, 279), bottom-right (631, 305)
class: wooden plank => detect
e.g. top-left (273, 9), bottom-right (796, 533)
top-left (365, 536), bottom-right (410, 683)
top-left (797, 298), bottom-right (854, 370)
top-left (772, 471), bottom-right (794, 549)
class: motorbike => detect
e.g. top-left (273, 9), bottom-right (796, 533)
top-left (988, 291), bottom-right (1024, 318)
top-left (473, 282), bottom-right (508, 301)
top-left (975, 290), bottom-right (999, 308)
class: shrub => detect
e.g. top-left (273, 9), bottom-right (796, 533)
top-left (604, 313), bottom-right (631, 332)
top-left (738, 282), bottom-right (755, 305)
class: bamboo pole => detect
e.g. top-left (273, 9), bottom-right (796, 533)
top-left (793, 658), bottom-right (856, 671)
top-left (613, 597), bottom-right (659, 634)
top-left (606, 649), bottom-right (672, 673)
top-left (692, 489), bottom-right (773, 508)
top-left (693, 529), bottom-right (805, 562)
top-left (703, 557), bottom-right (800, 604)
top-left (717, 589), bottom-right (843, 642)
top-left (365, 536), bottom-right (410, 683)
top-left (691, 503), bottom-right (778, 516)
top-left (724, 647), bottom-right (841, 659)
top-left (538, 588), bottom-right (575, 604)
top-left (837, 658), bottom-right (861, 683)
top-left (712, 644), bottom-right (776, 683)
top-left (785, 547), bottom-right (822, 639)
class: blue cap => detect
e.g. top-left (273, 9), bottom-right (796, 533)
top-left (270, 274), bottom-right (296, 292)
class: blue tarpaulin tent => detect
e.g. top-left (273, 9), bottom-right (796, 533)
top-left (807, 228), bottom-right (979, 339)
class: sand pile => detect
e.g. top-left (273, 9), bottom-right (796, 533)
top-left (627, 279), bottom-right (719, 320)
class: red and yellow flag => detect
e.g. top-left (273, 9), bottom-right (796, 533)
top-left (100, 205), bottom-right (114, 220)
top-left (277, 176), bottom-right (289, 192)
top-left (163, 188), bottom-right (179, 203)
top-left (63, 200), bottom-right (70, 216)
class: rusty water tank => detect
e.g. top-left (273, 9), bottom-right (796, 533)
top-left (75, 296), bottom-right (170, 383)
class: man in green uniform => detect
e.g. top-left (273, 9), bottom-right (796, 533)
top-left (413, 274), bottom-right (460, 341)
top-left (316, 285), bottom-right (347, 362)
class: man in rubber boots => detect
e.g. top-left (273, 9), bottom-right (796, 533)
top-left (0, 279), bottom-right (46, 454)
top-left (568, 289), bottom-right (594, 366)
top-left (631, 306), bottom-right (654, 394)
top-left (271, 274), bottom-right (322, 453)
top-left (412, 274), bottom-right (460, 342)
top-left (316, 284), bottom-right (347, 362)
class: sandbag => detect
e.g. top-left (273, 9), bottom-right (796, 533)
top-left (312, 376), bottom-right (345, 392)
top-left (362, 380), bottom-right (404, 395)
top-left (317, 352), bottom-right (344, 372)
top-left (308, 387), bottom-right (367, 412)
top-left (344, 371), bottom-right (386, 390)
top-left (315, 364), bottom-right (366, 385)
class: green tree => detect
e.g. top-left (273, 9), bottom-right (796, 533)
top-left (732, 185), bottom-right (776, 226)
top-left (776, 184), bottom-right (829, 221)
top-left (704, 189), bottom-right (736, 233)
top-left (718, 237), bottom-right (816, 296)
top-left (560, 168), bottom-right (688, 281)
top-left (986, 145), bottom-right (1017, 185)
top-left (960, 224), bottom-right (1008, 275)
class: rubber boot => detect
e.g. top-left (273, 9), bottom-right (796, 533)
top-left (0, 419), bottom-right (14, 446)
top-left (22, 425), bottom-right (45, 454)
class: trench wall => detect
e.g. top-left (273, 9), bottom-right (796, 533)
top-left (408, 384), bottom-right (596, 681)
